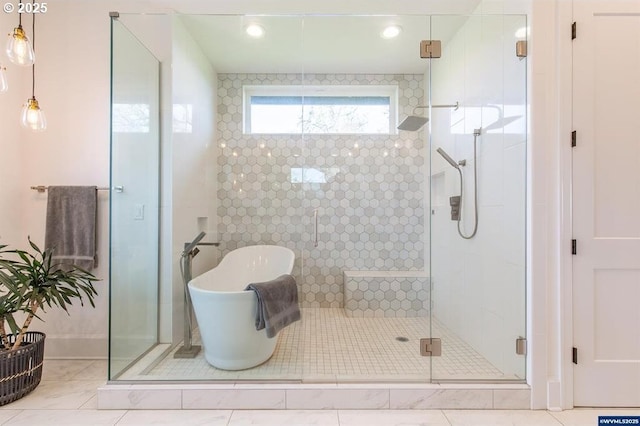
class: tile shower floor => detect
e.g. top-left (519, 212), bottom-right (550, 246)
top-left (120, 308), bottom-right (518, 382)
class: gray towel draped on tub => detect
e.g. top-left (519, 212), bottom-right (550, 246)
top-left (44, 186), bottom-right (98, 270)
top-left (245, 274), bottom-right (301, 338)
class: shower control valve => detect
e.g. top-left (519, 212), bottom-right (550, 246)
top-left (449, 196), bottom-right (461, 221)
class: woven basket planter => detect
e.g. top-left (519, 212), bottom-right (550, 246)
top-left (0, 332), bottom-right (45, 406)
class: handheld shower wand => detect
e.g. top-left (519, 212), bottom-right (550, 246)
top-left (435, 130), bottom-right (481, 239)
top-left (436, 148), bottom-right (460, 170)
top-left (183, 231), bottom-right (206, 256)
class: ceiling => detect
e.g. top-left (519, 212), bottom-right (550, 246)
top-left (180, 14), bottom-right (472, 74)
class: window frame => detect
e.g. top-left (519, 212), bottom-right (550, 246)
top-left (243, 84), bottom-right (399, 135)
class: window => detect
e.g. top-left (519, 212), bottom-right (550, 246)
top-left (244, 85), bottom-right (397, 134)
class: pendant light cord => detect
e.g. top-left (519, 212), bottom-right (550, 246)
top-left (18, 0), bottom-right (22, 27)
top-left (31, 0), bottom-right (35, 98)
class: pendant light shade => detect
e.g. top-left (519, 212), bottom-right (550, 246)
top-left (20, 1), bottom-right (46, 131)
top-left (21, 97), bottom-right (46, 131)
top-left (0, 66), bottom-right (7, 93)
top-left (6, 25), bottom-right (35, 67)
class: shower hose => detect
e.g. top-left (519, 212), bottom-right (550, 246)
top-left (456, 128), bottom-right (480, 239)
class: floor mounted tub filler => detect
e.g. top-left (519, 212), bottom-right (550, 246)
top-left (188, 245), bottom-right (295, 370)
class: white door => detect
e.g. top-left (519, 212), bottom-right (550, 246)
top-left (573, 0), bottom-right (640, 407)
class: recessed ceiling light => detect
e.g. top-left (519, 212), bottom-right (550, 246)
top-left (245, 23), bottom-right (265, 38)
top-left (381, 25), bottom-right (402, 39)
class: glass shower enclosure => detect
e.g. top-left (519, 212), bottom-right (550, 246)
top-left (108, 12), bottom-right (527, 383)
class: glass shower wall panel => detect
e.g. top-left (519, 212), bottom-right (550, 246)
top-left (300, 15), bottom-right (433, 382)
top-left (429, 14), bottom-right (527, 382)
top-left (109, 18), bottom-right (161, 379)
top-left (212, 15), bottom-right (307, 381)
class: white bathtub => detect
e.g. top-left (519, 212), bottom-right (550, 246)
top-left (188, 245), bottom-right (295, 370)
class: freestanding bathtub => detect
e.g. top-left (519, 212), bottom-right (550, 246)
top-left (188, 245), bottom-right (295, 370)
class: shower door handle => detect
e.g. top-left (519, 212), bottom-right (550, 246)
top-left (313, 208), bottom-right (319, 248)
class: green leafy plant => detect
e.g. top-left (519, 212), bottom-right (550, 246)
top-left (0, 238), bottom-right (98, 351)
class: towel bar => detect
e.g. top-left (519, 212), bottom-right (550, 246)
top-left (30, 185), bottom-right (118, 193)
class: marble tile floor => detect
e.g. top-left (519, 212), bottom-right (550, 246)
top-left (0, 361), bottom-right (637, 426)
top-left (121, 308), bottom-right (515, 382)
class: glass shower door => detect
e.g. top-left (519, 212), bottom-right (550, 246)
top-left (429, 14), bottom-right (527, 382)
top-left (109, 18), bottom-right (161, 379)
top-left (300, 15), bottom-right (433, 382)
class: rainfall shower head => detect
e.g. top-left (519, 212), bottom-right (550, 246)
top-left (397, 115), bottom-right (429, 131)
top-left (397, 102), bottom-right (460, 132)
top-left (436, 147), bottom-right (460, 170)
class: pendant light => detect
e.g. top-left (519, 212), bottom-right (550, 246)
top-left (0, 65), bottom-right (7, 93)
top-left (20, 5), bottom-right (45, 131)
top-left (6, 1), bottom-right (35, 66)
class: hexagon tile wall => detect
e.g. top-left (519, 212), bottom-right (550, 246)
top-left (217, 73), bottom-right (427, 309)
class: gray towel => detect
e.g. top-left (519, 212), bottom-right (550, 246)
top-left (245, 274), bottom-right (301, 338)
top-left (44, 186), bottom-right (97, 270)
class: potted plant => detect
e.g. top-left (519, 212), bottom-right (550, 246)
top-left (0, 238), bottom-right (98, 405)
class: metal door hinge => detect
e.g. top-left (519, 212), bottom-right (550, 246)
top-left (572, 239), bottom-right (577, 255)
top-left (516, 337), bottom-right (527, 355)
top-left (516, 40), bottom-right (527, 58)
top-left (572, 130), bottom-right (577, 147)
top-left (420, 338), bottom-right (442, 356)
top-left (572, 347), bottom-right (578, 364)
top-left (572, 22), bottom-right (577, 40)
top-left (420, 40), bottom-right (442, 59)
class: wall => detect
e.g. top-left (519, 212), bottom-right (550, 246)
top-left (4, 2), bottom-right (115, 358)
top-left (430, 13), bottom-right (528, 377)
top-left (0, 10), bottom-right (26, 247)
top-left (528, 0), bottom-right (570, 410)
top-left (216, 73), bottom-right (425, 307)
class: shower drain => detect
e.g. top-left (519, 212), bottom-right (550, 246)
top-left (395, 336), bottom-right (409, 342)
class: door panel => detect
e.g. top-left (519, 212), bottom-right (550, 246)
top-left (572, 0), bottom-right (640, 406)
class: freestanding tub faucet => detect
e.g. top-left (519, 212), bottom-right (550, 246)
top-left (174, 232), bottom-right (219, 359)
